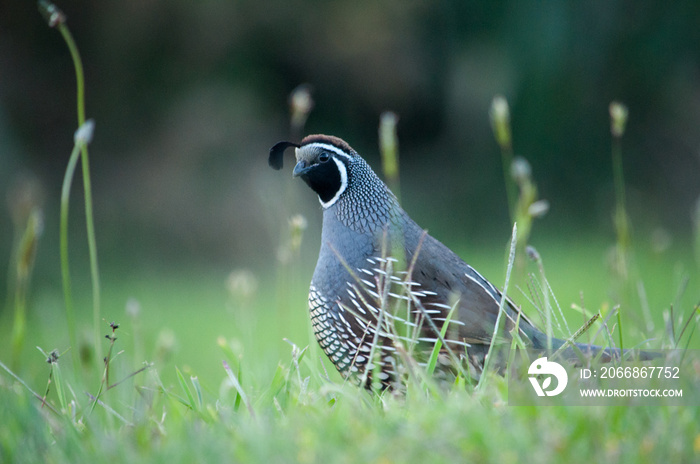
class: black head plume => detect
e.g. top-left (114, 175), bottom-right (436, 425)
top-left (269, 141), bottom-right (300, 170)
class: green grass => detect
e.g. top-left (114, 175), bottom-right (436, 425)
top-left (1, 363), bottom-right (696, 463)
top-left (2, 5), bottom-right (699, 462)
top-left (1, 238), bottom-right (699, 463)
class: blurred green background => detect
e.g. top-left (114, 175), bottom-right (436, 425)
top-left (1, 1), bottom-right (699, 384)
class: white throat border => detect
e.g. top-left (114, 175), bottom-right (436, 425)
top-left (298, 142), bottom-right (351, 209)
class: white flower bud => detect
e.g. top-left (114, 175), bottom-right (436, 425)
top-left (74, 119), bottom-right (95, 147)
top-left (528, 199), bottom-right (550, 218)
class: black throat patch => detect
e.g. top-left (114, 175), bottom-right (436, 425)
top-left (301, 160), bottom-right (343, 204)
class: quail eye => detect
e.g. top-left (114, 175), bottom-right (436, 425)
top-left (318, 152), bottom-right (330, 163)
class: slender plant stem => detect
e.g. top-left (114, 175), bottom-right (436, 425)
top-left (477, 223), bottom-right (517, 390)
top-left (0, 359), bottom-right (60, 416)
top-left (56, 19), bottom-right (103, 364)
top-left (60, 143), bottom-right (82, 373)
top-left (490, 96), bottom-right (517, 223)
top-left (611, 130), bottom-right (629, 349)
top-left (57, 24), bottom-right (85, 123)
top-left (612, 137), bottom-right (630, 258)
top-left (81, 146), bottom-right (103, 363)
top-left (612, 139), bottom-right (626, 224)
top-left (500, 145), bottom-right (517, 224)
top-left (10, 262), bottom-right (27, 371)
top-left (10, 210), bottom-right (42, 369)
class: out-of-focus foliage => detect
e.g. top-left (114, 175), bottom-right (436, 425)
top-left (0, 0), bottom-right (699, 273)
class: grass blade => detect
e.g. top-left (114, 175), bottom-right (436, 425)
top-left (425, 301), bottom-right (458, 377)
top-left (176, 366), bottom-right (196, 412)
top-left (223, 360), bottom-right (256, 420)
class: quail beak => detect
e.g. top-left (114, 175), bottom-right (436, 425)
top-left (292, 160), bottom-right (311, 178)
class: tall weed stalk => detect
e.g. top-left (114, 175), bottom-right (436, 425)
top-left (40, 1), bottom-right (102, 369)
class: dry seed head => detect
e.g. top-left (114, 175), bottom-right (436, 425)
top-left (289, 214), bottom-right (308, 252)
top-left (379, 111), bottom-right (400, 180)
top-left (17, 209), bottom-right (43, 278)
top-left (126, 298), bottom-right (141, 318)
top-left (39, 1), bottom-right (66, 27)
top-left (226, 269), bottom-right (259, 299)
top-left (155, 329), bottom-right (176, 360)
top-left (510, 156), bottom-right (531, 183)
top-left (490, 95), bottom-right (512, 150)
top-left (289, 214), bottom-right (308, 233)
top-left (526, 245), bottom-right (541, 262)
top-left (290, 84), bottom-right (314, 116)
top-left (46, 349), bottom-right (60, 364)
top-left (74, 119), bottom-right (95, 147)
top-left (7, 175), bottom-right (44, 229)
top-left (528, 200), bottom-right (550, 218)
top-left (289, 84), bottom-right (314, 134)
top-left (609, 101), bottom-right (629, 138)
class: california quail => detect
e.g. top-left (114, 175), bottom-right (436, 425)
top-left (270, 134), bottom-right (632, 387)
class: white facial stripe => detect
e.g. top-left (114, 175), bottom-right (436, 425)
top-left (320, 157), bottom-right (348, 209)
top-left (305, 142), bottom-right (354, 163)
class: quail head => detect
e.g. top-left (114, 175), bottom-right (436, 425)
top-left (270, 134), bottom-right (634, 388)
